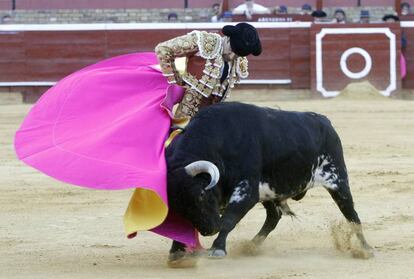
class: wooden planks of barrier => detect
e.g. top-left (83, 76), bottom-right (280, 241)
top-left (0, 22), bottom-right (312, 102)
top-left (310, 23), bottom-right (402, 97)
top-left (0, 22), bottom-right (412, 102)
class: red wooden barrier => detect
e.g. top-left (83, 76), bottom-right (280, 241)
top-left (0, 0), bottom-right (11, 10)
top-left (310, 23), bottom-right (401, 97)
top-left (402, 22), bottom-right (414, 88)
top-left (0, 23), bottom-right (311, 89)
top-left (0, 22), bottom-right (413, 102)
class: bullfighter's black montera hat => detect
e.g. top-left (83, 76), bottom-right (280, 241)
top-left (222, 23), bottom-right (262, 57)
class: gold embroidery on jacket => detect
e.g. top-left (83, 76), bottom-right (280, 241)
top-left (195, 31), bottom-right (222, 59)
top-left (155, 32), bottom-right (198, 84)
top-left (236, 57), bottom-right (249, 79)
top-left (155, 31), bottom-right (250, 117)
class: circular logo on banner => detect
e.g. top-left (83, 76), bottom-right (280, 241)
top-left (340, 47), bottom-right (372, 79)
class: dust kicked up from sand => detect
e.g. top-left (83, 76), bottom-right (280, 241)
top-left (330, 221), bottom-right (373, 259)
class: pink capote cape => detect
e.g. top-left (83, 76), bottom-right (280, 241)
top-left (14, 52), bottom-right (198, 247)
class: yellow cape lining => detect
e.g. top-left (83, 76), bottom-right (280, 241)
top-left (123, 128), bottom-right (184, 237)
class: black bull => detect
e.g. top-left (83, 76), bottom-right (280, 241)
top-left (166, 102), bottom-right (373, 260)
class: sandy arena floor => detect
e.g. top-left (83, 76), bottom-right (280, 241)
top-left (0, 91), bottom-right (413, 279)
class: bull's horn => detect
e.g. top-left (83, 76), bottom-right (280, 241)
top-left (184, 161), bottom-right (220, 190)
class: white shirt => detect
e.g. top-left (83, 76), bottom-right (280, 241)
top-left (233, 3), bottom-right (271, 15)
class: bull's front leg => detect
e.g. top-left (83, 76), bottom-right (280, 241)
top-left (209, 179), bottom-right (259, 258)
top-left (251, 200), bottom-right (282, 246)
top-left (168, 241), bottom-right (199, 268)
top-left (169, 241), bottom-right (186, 261)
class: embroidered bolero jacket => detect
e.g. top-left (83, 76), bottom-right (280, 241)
top-left (155, 30), bottom-right (249, 100)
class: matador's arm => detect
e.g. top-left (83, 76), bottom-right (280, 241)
top-left (155, 32), bottom-right (199, 85)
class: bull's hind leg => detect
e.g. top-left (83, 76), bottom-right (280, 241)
top-left (325, 176), bottom-right (374, 258)
top-left (252, 201), bottom-right (282, 246)
top-left (320, 130), bottom-right (373, 257)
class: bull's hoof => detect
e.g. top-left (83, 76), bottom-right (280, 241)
top-left (207, 248), bottom-right (227, 259)
top-left (352, 244), bottom-right (375, 259)
top-left (167, 251), bottom-right (198, 268)
top-left (252, 235), bottom-right (266, 246)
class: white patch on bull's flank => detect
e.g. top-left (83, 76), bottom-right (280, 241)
top-left (259, 182), bottom-right (276, 201)
top-left (229, 186), bottom-right (247, 203)
top-left (306, 155), bottom-right (339, 190)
